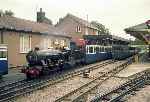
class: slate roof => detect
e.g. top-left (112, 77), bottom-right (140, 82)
top-left (56, 13), bottom-right (98, 30)
top-left (0, 16), bottom-right (71, 38)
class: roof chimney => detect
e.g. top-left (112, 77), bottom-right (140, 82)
top-left (37, 8), bottom-right (45, 23)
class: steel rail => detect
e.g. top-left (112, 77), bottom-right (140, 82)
top-left (91, 68), bottom-right (150, 102)
top-left (0, 60), bottom-right (113, 102)
top-left (109, 80), bottom-right (146, 102)
top-left (0, 60), bottom-right (112, 92)
top-left (54, 59), bottom-right (132, 102)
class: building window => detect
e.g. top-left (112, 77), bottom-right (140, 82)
top-left (20, 34), bottom-right (31, 53)
top-left (60, 40), bottom-right (65, 46)
top-left (43, 38), bottom-right (49, 50)
top-left (48, 39), bottom-right (52, 48)
top-left (42, 38), bottom-right (53, 49)
top-left (76, 26), bottom-right (81, 32)
top-left (54, 39), bottom-right (59, 45)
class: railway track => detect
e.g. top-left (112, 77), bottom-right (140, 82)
top-left (54, 58), bottom-right (133, 102)
top-left (91, 68), bottom-right (150, 102)
top-left (0, 60), bottom-right (114, 102)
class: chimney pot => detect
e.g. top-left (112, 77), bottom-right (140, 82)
top-left (40, 8), bottom-right (42, 12)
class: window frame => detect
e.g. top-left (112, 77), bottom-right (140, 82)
top-left (86, 45), bottom-right (96, 54)
top-left (76, 25), bottom-right (81, 32)
top-left (20, 34), bottom-right (31, 53)
top-left (60, 39), bottom-right (65, 47)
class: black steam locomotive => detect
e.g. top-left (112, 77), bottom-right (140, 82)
top-left (22, 47), bottom-right (85, 79)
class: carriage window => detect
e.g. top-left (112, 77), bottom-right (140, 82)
top-left (0, 51), bottom-right (7, 58)
top-left (89, 47), bottom-right (93, 53)
top-left (108, 47), bottom-right (110, 51)
top-left (99, 47), bottom-right (101, 52)
top-left (101, 47), bottom-right (104, 52)
top-left (105, 47), bottom-right (107, 52)
top-left (86, 47), bottom-right (89, 53)
top-left (94, 47), bottom-right (96, 52)
top-left (96, 47), bottom-right (99, 52)
top-left (106, 47), bottom-right (109, 52)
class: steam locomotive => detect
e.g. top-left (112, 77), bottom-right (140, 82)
top-left (22, 48), bottom-right (85, 79)
top-left (22, 35), bottom-right (139, 79)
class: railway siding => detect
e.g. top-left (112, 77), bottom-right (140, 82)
top-left (127, 84), bottom-right (150, 102)
top-left (15, 58), bottom-right (132, 102)
top-left (90, 66), bottom-right (150, 102)
top-left (0, 60), bottom-right (113, 102)
top-left (54, 61), bottom-right (130, 102)
top-left (0, 58), bottom-right (134, 102)
top-left (14, 60), bottom-right (130, 102)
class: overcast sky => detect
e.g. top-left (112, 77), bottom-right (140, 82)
top-left (1, 0), bottom-right (150, 39)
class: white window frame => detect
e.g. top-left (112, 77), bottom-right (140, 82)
top-left (60, 40), bottom-right (65, 46)
top-left (48, 39), bottom-right (53, 48)
top-left (54, 39), bottom-right (59, 45)
top-left (42, 37), bottom-right (54, 50)
top-left (0, 46), bottom-right (7, 60)
top-left (86, 45), bottom-right (96, 54)
top-left (43, 38), bottom-right (49, 50)
top-left (20, 34), bottom-right (31, 53)
top-left (76, 26), bottom-right (81, 32)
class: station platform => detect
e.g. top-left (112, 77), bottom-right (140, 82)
top-left (116, 63), bottom-right (150, 78)
top-left (0, 68), bottom-right (25, 86)
top-left (138, 52), bottom-right (150, 63)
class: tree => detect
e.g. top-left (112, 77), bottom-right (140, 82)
top-left (5, 10), bottom-right (14, 16)
top-left (130, 38), bottom-right (146, 45)
top-left (91, 21), bottom-right (110, 35)
top-left (0, 9), bottom-right (14, 17)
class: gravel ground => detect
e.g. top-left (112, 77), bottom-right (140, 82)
top-left (15, 76), bottom-right (93, 102)
top-left (127, 85), bottom-right (150, 102)
top-left (86, 77), bottom-right (128, 101)
top-left (14, 60), bottom-right (132, 102)
top-left (116, 63), bottom-right (150, 78)
top-left (15, 62), bottom-right (121, 102)
top-left (89, 61), bottom-right (124, 78)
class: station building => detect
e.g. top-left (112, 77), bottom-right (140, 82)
top-left (55, 13), bottom-right (100, 46)
top-left (0, 15), bottom-right (71, 67)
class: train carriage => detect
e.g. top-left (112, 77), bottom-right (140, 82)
top-left (0, 44), bottom-right (8, 76)
top-left (84, 35), bottom-right (135, 62)
top-left (85, 45), bottom-right (110, 63)
top-left (83, 35), bottom-right (113, 64)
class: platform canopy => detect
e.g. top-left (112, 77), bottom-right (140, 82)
top-left (125, 20), bottom-right (150, 44)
